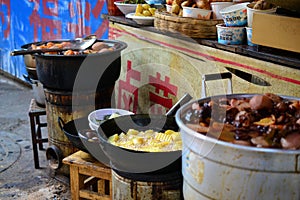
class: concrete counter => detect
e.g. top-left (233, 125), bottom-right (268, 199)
top-left (105, 16), bottom-right (300, 114)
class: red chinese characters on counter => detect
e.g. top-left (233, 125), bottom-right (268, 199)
top-left (149, 72), bottom-right (177, 114)
top-left (118, 60), bottom-right (141, 113)
top-left (118, 60), bottom-right (178, 114)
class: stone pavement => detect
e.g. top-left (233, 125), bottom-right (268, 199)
top-left (0, 131), bottom-right (21, 173)
top-left (0, 74), bottom-right (70, 199)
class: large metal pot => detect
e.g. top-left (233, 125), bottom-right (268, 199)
top-left (34, 39), bottom-right (127, 91)
top-left (23, 75), bottom-right (45, 106)
top-left (21, 43), bottom-right (38, 80)
top-left (175, 93), bottom-right (300, 200)
top-left (97, 114), bottom-right (182, 174)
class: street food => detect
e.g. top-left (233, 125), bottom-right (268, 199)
top-left (30, 41), bottom-right (114, 55)
top-left (252, 0), bottom-right (275, 10)
top-left (183, 93), bottom-right (300, 149)
top-left (108, 129), bottom-right (182, 152)
top-left (135, 4), bottom-right (156, 16)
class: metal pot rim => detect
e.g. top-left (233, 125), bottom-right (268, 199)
top-left (23, 39), bottom-right (127, 58)
top-left (175, 93), bottom-right (300, 154)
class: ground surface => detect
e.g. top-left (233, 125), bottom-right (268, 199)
top-left (0, 74), bottom-right (71, 200)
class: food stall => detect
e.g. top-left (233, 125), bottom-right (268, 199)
top-left (106, 15), bottom-right (300, 114)
top-left (8, 0), bottom-right (300, 199)
top-left (99, 0), bottom-right (300, 199)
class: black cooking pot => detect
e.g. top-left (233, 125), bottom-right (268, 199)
top-left (58, 116), bottom-right (110, 164)
top-left (97, 114), bottom-right (182, 174)
top-left (34, 39), bottom-right (127, 91)
top-left (58, 117), bottom-right (89, 152)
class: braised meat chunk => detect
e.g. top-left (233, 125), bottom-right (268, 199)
top-left (183, 93), bottom-right (300, 150)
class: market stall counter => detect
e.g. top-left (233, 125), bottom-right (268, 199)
top-left (103, 14), bottom-right (300, 115)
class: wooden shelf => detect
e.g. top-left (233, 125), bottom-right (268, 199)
top-left (103, 14), bottom-right (300, 70)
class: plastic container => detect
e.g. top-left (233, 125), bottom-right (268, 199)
top-left (245, 26), bottom-right (257, 46)
top-left (246, 2), bottom-right (277, 27)
top-left (211, 2), bottom-right (234, 19)
top-left (88, 108), bottom-right (134, 130)
top-left (219, 2), bottom-right (249, 26)
top-left (166, 4), bottom-right (172, 12)
top-left (216, 24), bottom-right (246, 45)
top-left (182, 6), bottom-right (212, 19)
top-left (145, 0), bottom-right (166, 4)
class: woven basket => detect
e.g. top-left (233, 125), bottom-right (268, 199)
top-left (154, 11), bottom-right (224, 39)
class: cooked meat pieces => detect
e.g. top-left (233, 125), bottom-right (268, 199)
top-left (183, 93), bottom-right (300, 150)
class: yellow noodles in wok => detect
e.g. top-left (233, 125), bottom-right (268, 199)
top-left (108, 129), bottom-right (182, 152)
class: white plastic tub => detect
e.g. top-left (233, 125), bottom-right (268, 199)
top-left (216, 24), bottom-right (246, 45)
top-left (88, 108), bottom-right (134, 130)
top-left (219, 2), bottom-right (249, 26)
top-left (246, 26), bottom-right (257, 46)
top-left (182, 6), bottom-right (212, 19)
top-left (211, 2), bottom-right (234, 19)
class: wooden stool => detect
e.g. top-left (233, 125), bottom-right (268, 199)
top-left (63, 151), bottom-right (112, 200)
top-left (28, 99), bottom-right (48, 169)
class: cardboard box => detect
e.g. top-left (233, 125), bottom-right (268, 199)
top-left (252, 12), bottom-right (300, 53)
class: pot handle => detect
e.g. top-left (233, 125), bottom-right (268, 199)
top-left (23, 74), bottom-right (33, 84)
top-left (166, 93), bottom-right (193, 116)
top-left (201, 72), bottom-right (232, 98)
top-left (58, 117), bottom-right (65, 131)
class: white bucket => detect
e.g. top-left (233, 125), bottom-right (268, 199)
top-left (247, 3), bottom-right (277, 27)
top-left (211, 2), bottom-right (234, 19)
top-left (175, 96), bottom-right (300, 200)
top-left (182, 6), bottom-right (212, 19)
top-left (245, 26), bottom-right (257, 46)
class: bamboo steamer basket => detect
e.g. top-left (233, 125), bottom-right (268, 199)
top-left (154, 11), bottom-right (223, 39)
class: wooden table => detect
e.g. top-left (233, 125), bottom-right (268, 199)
top-left (62, 151), bottom-right (112, 200)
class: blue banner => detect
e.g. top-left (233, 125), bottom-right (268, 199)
top-left (0, 0), bottom-right (109, 80)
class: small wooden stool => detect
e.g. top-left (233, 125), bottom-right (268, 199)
top-left (63, 151), bottom-right (112, 200)
top-left (28, 99), bottom-right (48, 169)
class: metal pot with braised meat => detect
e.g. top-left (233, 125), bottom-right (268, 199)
top-left (11, 36), bottom-right (127, 91)
top-left (176, 93), bottom-right (300, 199)
top-left (181, 93), bottom-right (300, 150)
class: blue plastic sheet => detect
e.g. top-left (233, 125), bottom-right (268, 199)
top-left (0, 0), bottom-right (109, 80)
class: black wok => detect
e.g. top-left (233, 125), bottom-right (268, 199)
top-left (58, 117), bottom-right (89, 152)
top-left (58, 116), bottom-right (110, 164)
top-left (97, 114), bottom-right (182, 174)
top-left (33, 39), bottom-right (127, 91)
